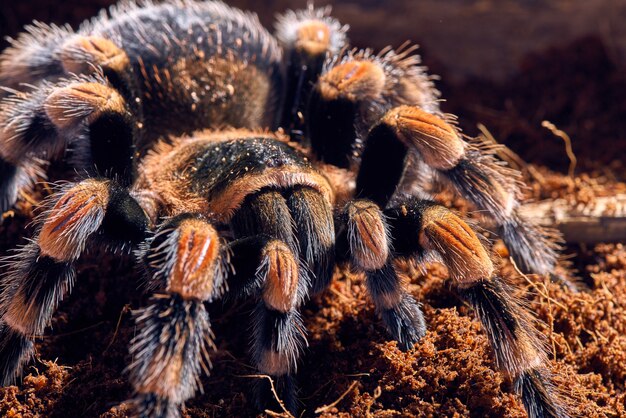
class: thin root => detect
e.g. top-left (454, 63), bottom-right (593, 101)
top-left (541, 120), bottom-right (577, 179)
top-left (315, 380), bottom-right (358, 413)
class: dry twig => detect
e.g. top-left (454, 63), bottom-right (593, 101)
top-left (315, 380), bottom-right (359, 414)
top-left (237, 374), bottom-right (295, 418)
top-left (542, 120), bottom-right (577, 179)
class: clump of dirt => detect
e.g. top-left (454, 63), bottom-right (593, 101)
top-left (2, 3), bottom-right (626, 418)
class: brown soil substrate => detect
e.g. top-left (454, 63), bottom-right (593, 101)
top-left (2, 2), bottom-right (626, 418)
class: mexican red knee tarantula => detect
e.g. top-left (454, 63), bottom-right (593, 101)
top-left (0, 1), bottom-right (570, 417)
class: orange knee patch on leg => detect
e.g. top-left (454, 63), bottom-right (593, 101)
top-left (261, 241), bottom-right (299, 312)
top-left (60, 35), bottom-right (130, 74)
top-left (318, 60), bottom-right (386, 102)
top-left (44, 82), bottom-right (126, 130)
top-left (168, 218), bottom-right (221, 301)
top-left (420, 206), bottom-right (493, 283)
top-left (347, 200), bottom-right (389, 271)
top-left (384, 106), bottom-right (465, 170)
top-left (295, 20), bottom-right (332, 56)
top-left (39, 180), bottom-right (110, 261)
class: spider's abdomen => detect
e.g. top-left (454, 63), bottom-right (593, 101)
top-left (135, 132), bottom-right (333, 222)
top-left (88, 2), bottom-right (283, 140)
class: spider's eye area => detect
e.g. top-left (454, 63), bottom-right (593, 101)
top-left (295, 20), bottom-right (332, 57)
top-left (317, 60), bottom-right (386, 102)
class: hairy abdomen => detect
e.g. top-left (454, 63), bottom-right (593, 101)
top-left (87, 2), bottom-right (283, 140)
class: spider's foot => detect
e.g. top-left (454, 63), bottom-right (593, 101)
top-left (0, 323), bottom-right (34, 386)
top-left (381, 293), bottom-right (427, 351)
top-left (339, 199), bottom-right (426, 350)
top-left (515, 369), bottom-right (569, 418)
top-left (128, 294), bottom-right (212, 407)
top-left (252, 246), bottom-right (305, 414)
top-left (0, 243), bottom-right (75, 386)
top-left (251, 305), bottom-right (305, 415)
top-left (253, 373), bottom-right (298, 415)
top-left (367, 263), bottom-right (426, 351)
top-left (460, 279), bottom-right (569, 418)
top-left (499, 212), bottom-right (560, 277)
top-left (133, 392), bottom-right (181, 418)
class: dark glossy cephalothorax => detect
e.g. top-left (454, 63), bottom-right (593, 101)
top-left (0, 2), bottom-right (569, 417)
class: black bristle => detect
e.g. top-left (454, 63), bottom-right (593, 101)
top-left (102, 184), bottom-right (149, 244)
top-left (251, 304), bottom-right (306, 371)
top-left (133, 392), bottom-right (181, 418)
top-left (0, 158), bottom-right (18, 215)
top-left (457, 279), bottom-right (528, 372)
top-left (308, 93), bottom-right (358, 169)
top-left (250, 303), bottom-right (305, 414)
top-left (499, 213), bottom-right (559, 276)
top-left (89, 112), bottom-right (136, 186)
top-left (0, 243), bottom-right (75, 336)
top-left (380, 294), bottom-right (427, 351)
top-left (0, 324), bottom-right (34, 386)
top-left (356, 123), bottom-right (409, 207)
top-left (285, 187), bottom-right (335, 294)
top-left (128, 293), bottom-right (213, 406)
top-left (445, 154), bottom-right (560, 277)
top-left (366, 263), bottom-right (426, 350)
top-left (514, 369), bottom-right (567, 418)
top-left (0, 244), bottom-right (74, 385)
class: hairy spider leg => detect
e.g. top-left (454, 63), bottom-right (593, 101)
top-left (0, 27), bottom-right (134, 98)
top-left (307, 48), bottom-right (562, 278)
top-left (230, 189), bottom-right (311, 413)
top-left (336, 199), bottom-right (426, 350)
top-left (370, 105), bottom-right (561, 277)
top-left (0, 31), bottom-right (137, 212)
top-left (285, 186), bottom-right (335, 293)
top-left (274, 5), bottom-right (348, 140)
top-left (0, 76), bottom-right (138, 214)
top-left (130, 214), bottom-right (226, 417)
top-left (0, 178), bottom-right (148, 385)
top-left (385, 198), bottom-right (568, 418)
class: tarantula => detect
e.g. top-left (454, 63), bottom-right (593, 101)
top-left (0, 1), bottom-right (569, 417)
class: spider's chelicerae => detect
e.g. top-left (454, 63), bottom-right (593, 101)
top-left (0, 1), bottom-right (571, 417)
